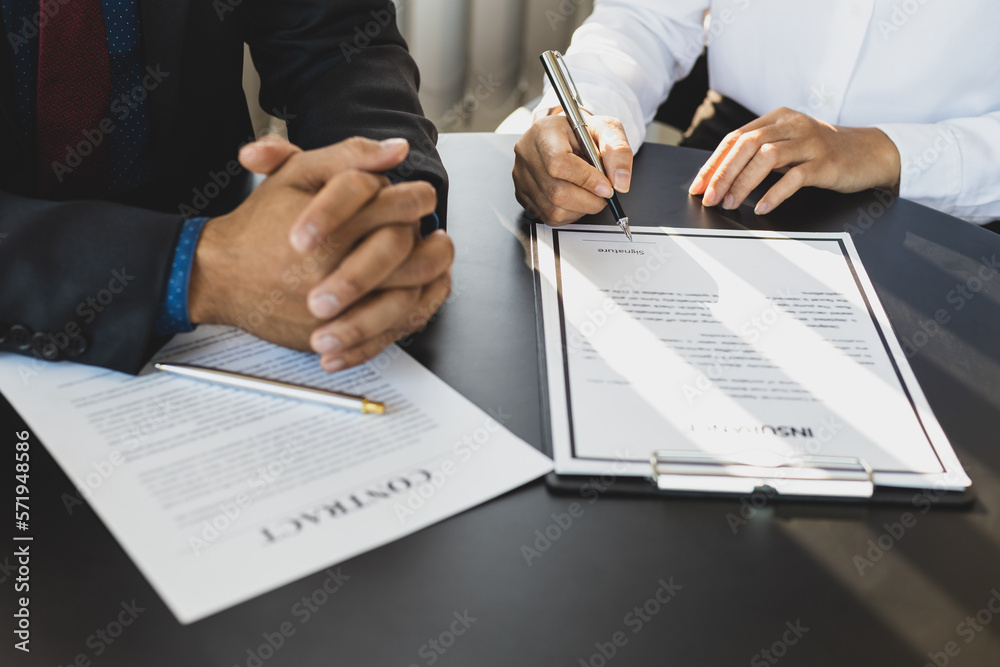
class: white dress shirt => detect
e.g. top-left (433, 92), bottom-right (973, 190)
top-left (535, 0), bottom-right (1000, 224)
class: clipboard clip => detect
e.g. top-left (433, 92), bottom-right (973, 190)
top-left (650, 450), bottom-right (875, 498)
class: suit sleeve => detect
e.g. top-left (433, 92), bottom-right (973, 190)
top-left (241, 0), bottom-right (449, 229)
top-left (0, 190), bottom-right (183, 374)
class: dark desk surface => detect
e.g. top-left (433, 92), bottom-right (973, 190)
top-left (5, 133), bottom-right (1000, 667)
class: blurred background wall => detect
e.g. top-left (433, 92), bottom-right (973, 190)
top-left (396, 0), bottom-right (593, 132)
top-left (244, 0), bottom-right (595, 136)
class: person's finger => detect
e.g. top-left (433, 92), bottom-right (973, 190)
top-left (401, 270), bottom-right (453, 335)
top-left (513, 154), bottom-right (558, 222)
top-left (320, 335), bottom-right (399, 373)
top-left (514, 151), bottom-right (582, 225)
top-left (512, 143), bottom-right (542, 220)
top-left (513, 185), bottom-right (542, 221)
top-left (589, 117), bottom-right (633, 192)
top-left (238, 135), bottom-right (302, 175)
top-left (331, 180), bottom-right (434, 246)
top-left (541, 178), bottom-right (607, 225)
top-left (725, 140), bottom-right (806, 209)
top-left (755, 165), bottom-right (813, 215)
top-left (700, 124), bottom-right (793, 207)
top-left (532, 133), bottom-right (608, 224)
top-left (312, 286), bottom-right (421, 363)
top-left (288, 169), bottom-right (385, 253)
top-left (318, 273), bottom-right (452, 371)
top-left (294, 179), bottom-right (432, 254)
top-left (537, 126), bottom-right (615, 200)
top-left (282, 136), bottom-right (411, 192)
top-left (527, 160), bottom-right (602, 226)
top-left (380, 230), bottom-right (455, 289)
top-left (306, 225), bottom-right (416, 320)
top-left (688, 109), bottom-right (788, 197)
top-left (513, 117), bottom-right (609, 224)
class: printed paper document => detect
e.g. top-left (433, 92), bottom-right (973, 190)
top-left (534, 224), bottom-right (970, 492)
top-left (0, 327), bottom-right (553, 623)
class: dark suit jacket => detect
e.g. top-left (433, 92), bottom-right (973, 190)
top-left (0, 0), bottom-right (448, 374)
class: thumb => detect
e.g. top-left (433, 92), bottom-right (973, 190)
top-left (338, 136), bottom-right (411, 173)
top-left (238, 134), bottom-right (302, 176)
top-left (287, 137), bottom-right (411, 191)
top-left (590, 117), bottom-right (633, 193)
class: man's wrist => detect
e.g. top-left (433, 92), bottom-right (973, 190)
top-left (154, 217), bottom-right (210, 336)
top-left (870, 128), bottom-right (902, 194)
top-left (850, 127), bottom-right (901, 194)
top-left (188, 216), bottom-right (232, 326)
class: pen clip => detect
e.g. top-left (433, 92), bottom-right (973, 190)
top-left (539, 50), bottom-right (607, 179)
top-left (554, 51), bottom-right (585, 110)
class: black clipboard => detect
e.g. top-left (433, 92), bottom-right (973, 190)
top-left (528, 221), bottom-right (975, 508)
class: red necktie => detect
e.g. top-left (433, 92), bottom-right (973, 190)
top-left (36, 0), bottom-right (111, 198)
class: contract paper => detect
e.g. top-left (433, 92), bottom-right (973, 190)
top-left (0, 327), bottom-right (553, 623)
top-left (534, 224), bottom-right (970, 492)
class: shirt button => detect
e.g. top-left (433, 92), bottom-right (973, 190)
top-left (31, 332), bottom-right (60, 361)
top-left (8, 325), bottom-right (32, 350)
top-left (66, 334), bottom-right (89, 357)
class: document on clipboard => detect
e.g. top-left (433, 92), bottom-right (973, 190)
top-left (531, 223), bottom-right (971, 499)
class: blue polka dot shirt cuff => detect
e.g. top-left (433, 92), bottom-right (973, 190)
top-left (154, 217), bottom-right (209, 336)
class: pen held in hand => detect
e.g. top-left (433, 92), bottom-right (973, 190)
top-left (153, 362), bottom-right (386, 415)
top-left (540, 50), bottom-right (633, 242)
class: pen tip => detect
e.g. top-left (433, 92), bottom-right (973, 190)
top-left (619, 217), bottom-right (633, 242)
top-left (362, 400), bottom-right (387, 415)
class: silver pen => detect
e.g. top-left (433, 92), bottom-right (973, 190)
top-left (153, 362), bottom-right (386, 415)
top-left (540, 50), bottom-right (633, 241)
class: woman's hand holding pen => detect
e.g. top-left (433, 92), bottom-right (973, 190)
top-left (513, 110), bottom-right (633, 226)
top-left (189, 135), bottom-right (454, 373)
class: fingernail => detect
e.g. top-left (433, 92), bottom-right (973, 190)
top-left (308, 293), bottom-right (341, 319)
top-left (689, 174), bottom-right (704, 195)
top-left (703, 187), bottom-right (719, 207)
top-left (322, 358), bottom-right (345, 373)
top-left (723, 194), bottom-right (736, 210)
top-left (596, 183), bottom-right (614, 198)
top-left (314, 334), bottom-right (342, 354)
top-left (291, 222), bottom-right (320, 253)
top-left (239, 144), bottom-right (257, 161)
top-left (614, 169), bottom-right (631, 193)
top-left (755, 201), bottom-right (770, 215)
top-left (380, 138), bottom-right (408, 151)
